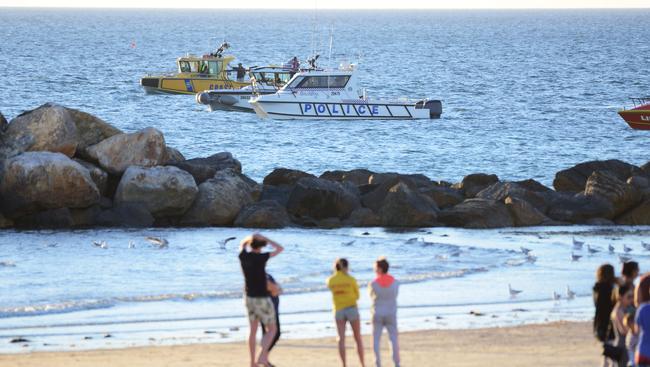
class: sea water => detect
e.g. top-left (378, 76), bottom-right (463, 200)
top-left (1, 9), bottom-right (650, 353)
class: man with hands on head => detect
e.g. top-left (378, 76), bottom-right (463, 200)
top-left (239, 233), bottom-right (284, 367)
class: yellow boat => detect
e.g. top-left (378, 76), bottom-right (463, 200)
top-left (140, 42), bottom-right (249, 95)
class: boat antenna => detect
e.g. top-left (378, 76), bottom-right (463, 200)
top-left (328, 24), bottom-right (334, 69)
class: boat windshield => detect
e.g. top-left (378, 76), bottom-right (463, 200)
top-left (253, 72), bottom-right (292, 86)
top-left (291, 75), bottom-right (350, 89)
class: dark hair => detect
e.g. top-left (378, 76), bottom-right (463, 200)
top-left (622, 261), bottom-right (640, 278)
top-left (335, 258), bottom-right (348, 271)
top-left (597, 264), bottom-right (616, 284)
top-left (251, 238), bottom-right (267, 250)
top-left (618, 284), bottom-right (632, 298)
top-left (375, 258), bottom-right (389, 274)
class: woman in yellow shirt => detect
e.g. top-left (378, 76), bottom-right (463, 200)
top-left (327, 258), bottom-right (365, 367)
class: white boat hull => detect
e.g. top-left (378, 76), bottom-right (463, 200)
top-left (250, 100), bottom-right (438, 120)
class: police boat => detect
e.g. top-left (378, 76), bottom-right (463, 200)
top-left (249, 63), bottom-right (442, 120)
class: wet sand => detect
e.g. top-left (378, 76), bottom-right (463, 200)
top-left (0, 321), bottom-right (600, 367)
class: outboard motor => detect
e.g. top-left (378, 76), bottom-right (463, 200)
top-left (415, 100), bottom-right (442, 119)
top-left (196, 91), bottom-right (210, 105)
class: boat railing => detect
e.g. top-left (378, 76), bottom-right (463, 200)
top-left (630, 97), bottom-right (650, 107)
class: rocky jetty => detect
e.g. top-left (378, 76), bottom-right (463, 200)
top-left (1, 103), bottom-right (649, 229)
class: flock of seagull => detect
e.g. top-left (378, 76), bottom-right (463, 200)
top-left (88, 236), bottom-right (239, 250)
top-left (509, 236), bottom-right (650, 301)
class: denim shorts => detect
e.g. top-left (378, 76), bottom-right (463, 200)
top-left (335, 306), bottom-right (359, 322)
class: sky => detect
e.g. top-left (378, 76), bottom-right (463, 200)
top-left (1, 0), bottom-right (649, 8)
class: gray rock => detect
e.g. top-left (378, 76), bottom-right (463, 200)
top-left (377, 182), bottom-right (438, 227)
top-left (320, 169), bottom-right (376, 186)
top-left (0, 213), bottom-right (13, 228)
top-left (585, 217), bottom-right (616, 226)
top-left (616, 200), bottom-right (650, 225)
top-left (86, 127), bottom-right (166, 175)
top-left (70, 205), bottom-right (102, 227)
top-left (584, 171), bottom-right (642, 217)
top-left (438, 198), bottom-right (514, 228)
top-left (169, 152), bottom-right (242, 184)
top-left (14, 208), bottom-right (74, 229)
top-left (628, 176), bottom-right (649, 190)
top-left (344, 207), bottom-right (381, 227)
top-left (0, 152), bottom-right (99, 217)
top-left (546, 192), bottom-right (614, 223)
top-left (369, 172), bottom-right (433, 189)
top-left (114, 166), bottom-right (198, 218)
top-left (95, 203), bottom-right (155, 227)
top-left (504, 196), bottom-right (548, 227)
top-left (286, 177), bottom-right (360, 220)
top-left (419, 186), bottom-right (464, 209)
top-left (74, 159), bottom-right (108, 197)
top-left (553, 160), bottom-right (641, 192)
top-left (476, 181), bottom-right (549, 212)
top-left (65, 107), bottom-right (122, 159)
top-left (163, 147), bottom-right (186, 164)
top-left (0, 111), bottom-right (7, 132)
top-left (362, 177), bottom-right (419, 212)
top-left (0, 103), bottom-right (78, 160)
top-left (264, 168), bottom-right (316, 186)
top-left (453, 173), bottom-right (499, 198)
top-left (234, 200), bottom-right (291, 228)
top-left (259, 185), bottom-right (293, 207)
top-left (181, 169), bottom-right (254, 226)
top-left (513, 179), bottom-right (553, 192)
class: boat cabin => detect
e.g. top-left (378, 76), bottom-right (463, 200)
top-left (249, 66), bottom-right (295, 87)
top-left (176, 55), bottom-right (235, 77)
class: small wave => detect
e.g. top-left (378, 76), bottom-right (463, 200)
top-left (0, 299), bottom-right (115, 318)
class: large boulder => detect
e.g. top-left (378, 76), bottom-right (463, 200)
top-left (627, 176), bottom-right (649, 191)
top-left (95, 202), bottom-right (155, 227)
top-left (505, 196), bottom-right (548, 227)
top-left (369, 172), bottom-right (433, 189)
top-left (616, 200), bottom-right (650, 225)
top-left (553, 160), bottom-right (641, 192)
top-left (0, 103), bottom-right (78, 160)
top-left (377, 182), bottom-right (438, 227)
top-left (86, 127), bottom-right (166, 175)
top-left (169, 152), bottom-right (241, 184)
top-left (286, 177), bottom-right (360, 220)
top-left (452, 173), bottom-right (499, 198)
top-left (260, 185), bottom-right (293, 207)
top-left (0, 152), bottom-right (99, 217)
top-left (74, 159), bottom-right (108, 197)
top-left (362, 177), bottom-right (418, 212)
top-left (438, 198), bottom-right (514, 228)
top-left (344, 207), bottom-right (381, 227)
top-left (264, 168), bottom-right (315, 186)
top-left (642, 161), bottom-right (650, 176)
top-left (13, 208), bottom-right (74, 229)
top-left (0, 112), bottom-right (7, 132)
top-left (584, 171), bottom-right (642, 217)
top-left (476, 181), bottom-right (549, 212)
top-left (234, 200), bottom-right (291, 228)
top-left (320, 169), bottom-right (375, 186)
top-left (114, 166), bottom-right (198, 218)
top-left (0, 213), bottom-right (13, 228)
top-left (419, 186), bottom-right (464, 209)
top-left (163, 147), bottom-right (185, 164)
top-left (181, 169), bottom-right (254, 226)
top-left (546, 192), bottom-right (614, 223)
top-left (65, 107), bottom-right (122, 159)
top-left (514, 179), bottom-right (553, 193)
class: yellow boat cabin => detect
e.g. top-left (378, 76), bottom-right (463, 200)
top-left (140, 43), bottom-right (249, 94)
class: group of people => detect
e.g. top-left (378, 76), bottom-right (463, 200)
top-left (593, 261), bottom-right (650, 367)
top-left (238, 233), bottom-right (400, 367)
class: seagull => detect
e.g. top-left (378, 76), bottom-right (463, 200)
top-left (520, 246), bottom-right (532, 255)
top-left (45, 243), bottom-right (58, 248)
top-left (587, 245), bottom-right (600, 254)
top-left (218, 236), bottom-right (236, 249)
top-left (623, 244), bottom-right (633, 253)
top-left (572, 237), bottom-right (584, 250)
top-left (405, 237), bottom-right (420, 244)
top-left (608, 244), bottom-right (615, 253)
top-left (619, 254), bottom-right (633, 263)
top-left (571, 252), bottom-right (582, 262)
top-left (92, 241), bottom-right (108, 249)
top-left (0, 260), bottom-right (16, 267)
top-left (642, 242), bottom-right (650, 251)
top-left (566, 286), bottom-right (576, 300)
top-left (508, 284), bottom-right (523, 297)
top-left (146, 236), bottom-right (169, 249)
top-left (552, 291), bottom-right (562, 301)
top-left (342, 240), bottom-right (356, 247)
top-left (128, 241), bottom-right (136, 249)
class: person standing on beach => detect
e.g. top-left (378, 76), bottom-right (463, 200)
top-left (594, 264), bottom-right (617, 367)
top-left (327, 258), bottom-right (365, 367)
top-left (635, 274), bottom-right (650, 367)
top-left (611, 285), bottom-right (634, 367)
top-left (369, 257), bottom-right (400, 367)
top-left (261, 273), bottom-right (282, 353)
top-left (621, 262), bottom-right (640, 288)
top-left (239, 234), bottom-right (284, 367)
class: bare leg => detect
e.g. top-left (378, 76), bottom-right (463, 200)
top-left (248, 320), bottom-right (259, 367)
top-left (336, 319), bottom-right (348, 367)
top-left (351, 319), bottom-right (366, 367)
top-left (257, 323), bottom-right (276, 366)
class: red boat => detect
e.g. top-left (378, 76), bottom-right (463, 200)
top-left (619, 97), bottom-right (650, 130)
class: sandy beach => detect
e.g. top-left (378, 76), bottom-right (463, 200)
top-left (1, 321), bottom-right (600, 367)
